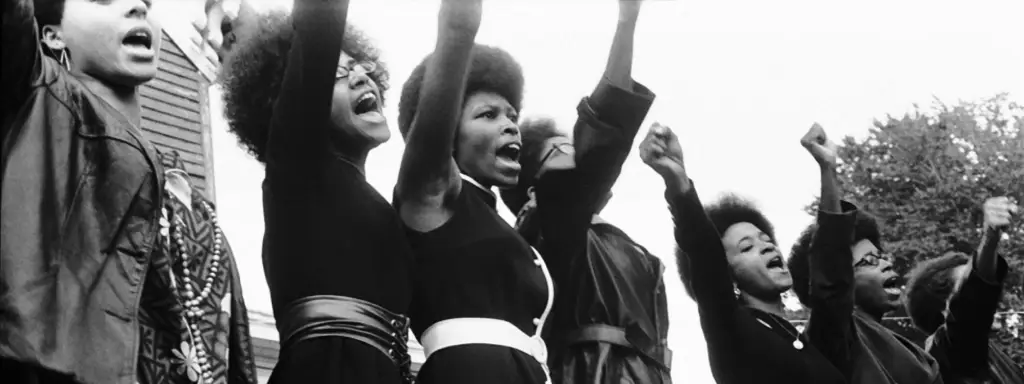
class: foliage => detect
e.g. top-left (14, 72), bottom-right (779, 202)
top-left (802, 93), bottom-right (1024, 366)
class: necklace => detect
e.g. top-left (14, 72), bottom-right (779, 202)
top-left (166, 199), bottom-right (225, 384)
top-left (756, 313), bottom-right (804, 350)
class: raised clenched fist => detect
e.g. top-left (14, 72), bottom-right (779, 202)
top-left (983, 196), bottom-right (1019, 232)
top-left (639, 122), bottom-right (686, 185)
top-left (800, 123), bottom-right (838, 168)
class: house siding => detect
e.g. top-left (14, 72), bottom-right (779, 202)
top-left (141, 32), bottom-right (213, 193)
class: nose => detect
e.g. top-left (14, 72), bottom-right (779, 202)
top-left (127, 0), bottom-right (150, 19)
top-left (879, 258), bottom-right (894, 272)
top-left (501, 122), bottom-right (520, 137)
top-left (348, 70), bottom-right (371, 89)
top-left (760, 242), bottom-right (778, 255)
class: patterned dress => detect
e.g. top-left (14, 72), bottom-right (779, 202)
top-left (136, 151), bottom-right (258, 384)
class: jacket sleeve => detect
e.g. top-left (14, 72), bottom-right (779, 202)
top-left (534, 77), bottom-right (654, 287)
top-left (666, 183), bottom-right (743, 357)
top-left (928, 256), bottom-right (1008, 379)
top-left (263, 0), bottom-right (349, 176)
top-left (804, 200), bottom-right (859, 377)
top-left (2, 0), bottom-right (45, 142)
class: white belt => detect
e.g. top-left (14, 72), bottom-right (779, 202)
top-left (420, 317), bottom-right (552, 383)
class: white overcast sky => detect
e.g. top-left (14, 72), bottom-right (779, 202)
top-left (158, 0), bottom-right (1022, 382)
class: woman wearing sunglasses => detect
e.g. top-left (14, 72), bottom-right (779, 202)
top-left (497, 2), bottom-right (672, 383)
top-left (219, 0), bottom-right (415, 383)
top-left (638, 123), bottom-right (849, 384)
top-left (787, 125), bottom-right (942, 384)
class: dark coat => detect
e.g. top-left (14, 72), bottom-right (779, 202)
top-left (1, 2), bottom-right (164, 383)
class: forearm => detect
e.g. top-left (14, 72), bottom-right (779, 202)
top-left (264, 0), bottom-right (349, 167)
top-left (805, 201), bottom-right (858, 374)
top-left (819, 166), bottom-right (841, 213)
top-left (974, 228), bottom-right (1002, 283)
top-left (397, 2), bottom-right (480, 198)
top-left (603, 17), bottom-right (637, 89)
top-left (666, 181), bottom-right (738, 313)
top-left (941, 255), bottom-right (1008, 375)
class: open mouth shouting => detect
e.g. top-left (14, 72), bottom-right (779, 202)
top-left (122, 26), bottom-right (154, 58)
top-left (765, 255), bottom-right (787, 273)
top-left (882, 275), bottom-right (903, 297)
top-left (495, 141), bottom-right (522, 171)
top-left (353, 90), bottom-right (384, 123)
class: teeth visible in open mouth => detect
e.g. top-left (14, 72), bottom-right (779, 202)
top-left (354, 92), bottom-right (379, 114)
top-left (497, 143), bottom-right (521, 160)
top-left (884, 287), bottom-right (903, 295)
top-left (766, 256), bottom-right (785, 269)
top-left (123, 30), bottom-right (152, 49)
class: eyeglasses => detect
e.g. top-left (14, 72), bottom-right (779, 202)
top-left (538, 142), bottom-right (575, 167)
top-left (336, 61), bottom-right (377, 80)
top-left (854, 252), bottom-right (892, 268)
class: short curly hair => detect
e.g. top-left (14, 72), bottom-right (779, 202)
top-left (499, 116), bottom-right (566, 213)
top-left (219, 11), bottom-right (389, 163)
top-left (788, 209), bottom-right (883, 305)
top-left (903, 250), bottom-right (972, 334)
top-left (396, 44), bottom-right (524, 139)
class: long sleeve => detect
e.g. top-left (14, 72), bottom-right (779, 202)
top-left (804, 201), bottom-right (859, 377)
top-left (227, 254), bottom-right (259, 384)
top-left (2, 0), bottom-right (44, 143)
top-left (927, 256), bottom-right (1008, 381)
top-left (666, 183), bottom-right (742, 347)
top-left (263, 0), bottom-right (349, 176)
top-left (534, 78), bottom-right (654, 287)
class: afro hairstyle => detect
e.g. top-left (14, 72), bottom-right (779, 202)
top-left (498, 116), bottom-right (567, 213)
top-left (396, 44), bottom-right (524, 139)
top-left (903, 250), bottom-right (972, 334)
top-left (787, 209), bottom-right (883, 306)
top-left (219, 11), bottom-right (389, 163)
top-left (679, 194), bottom-right (776, 299)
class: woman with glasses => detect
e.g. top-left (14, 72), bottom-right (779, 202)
top-left (637, 123), bottom-right (849, 384)
top-left (219, 0), bottom-right (415, 383)
top-left (497, 2), bottom-right (672, 383)
top-left (787, 125), bottom-right (942, 384)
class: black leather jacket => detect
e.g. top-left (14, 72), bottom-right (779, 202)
top-left (1, 2), bottom-right (164, 383)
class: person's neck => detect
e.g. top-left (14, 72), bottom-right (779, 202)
top-left (331, 144), bottom-right (370, 174)
top-left (742, 292), bottom-right (786, 318)
top-left (79, 75), bottom-right (142, 126)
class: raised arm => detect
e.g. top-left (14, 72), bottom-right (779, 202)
top-left (2, 0), bottom-right (45, 141)
top-left (930, 197), bottom-right (1016, 378)
top-left (395, 0), bottom-right (481, 213)
top-left (532, 0), bottom-right (654, 282)
top-left (799, 124), bottom-right (858, 375)
top-left (263, 0), bottom-right (350, 172)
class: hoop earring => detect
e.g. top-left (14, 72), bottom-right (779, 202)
top-left (59, 49), bottom-right (70, 71)
top-left (733, 285), bottom-right (742, 299)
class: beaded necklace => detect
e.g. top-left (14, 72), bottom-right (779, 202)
top-left (163, 198), bottom-right (225, 384)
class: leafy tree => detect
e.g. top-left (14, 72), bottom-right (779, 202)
top-left (803, 93), bottom-right (1024, 366)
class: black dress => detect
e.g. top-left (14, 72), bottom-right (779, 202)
top-left (258, 1), bottom-right (414, 383)
top-left (399, 179), bottom-right (551, 384)
top-left (670, 185), bottom-right (848, 384)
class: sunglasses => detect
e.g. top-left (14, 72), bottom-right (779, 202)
top-left (854, 252), bottom-right (893, 268)
top-left (538, 142), bottom-right (575, 166)
top-left (336, 61), bottom-right (377, 80)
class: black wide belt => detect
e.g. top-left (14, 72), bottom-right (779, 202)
top-left (566, 323), bottom-right (672, 372)
top-left (278, 295), bottom-right (413, 383)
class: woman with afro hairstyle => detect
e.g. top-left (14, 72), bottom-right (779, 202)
top-left (786, 125), bottom-right (942, 384)
top-left (391, 0), bottom-right (551, 383)
top-left (2, 1), bottom-right (167, 383)
top-left (903, 197), bottom-right (1022, 384)
top-left (498, 1), bottom-right (672, 383)
top-left (637, 124), bottom-right (848, 384)
top-left (219, 0), bottom-right (415, 383)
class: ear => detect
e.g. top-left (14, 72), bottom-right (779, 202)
top-left (40, 24), bottom-right (67, 51)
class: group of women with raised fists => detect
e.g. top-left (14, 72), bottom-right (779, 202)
top-left (3, 0), bottom-right (1020, 384)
